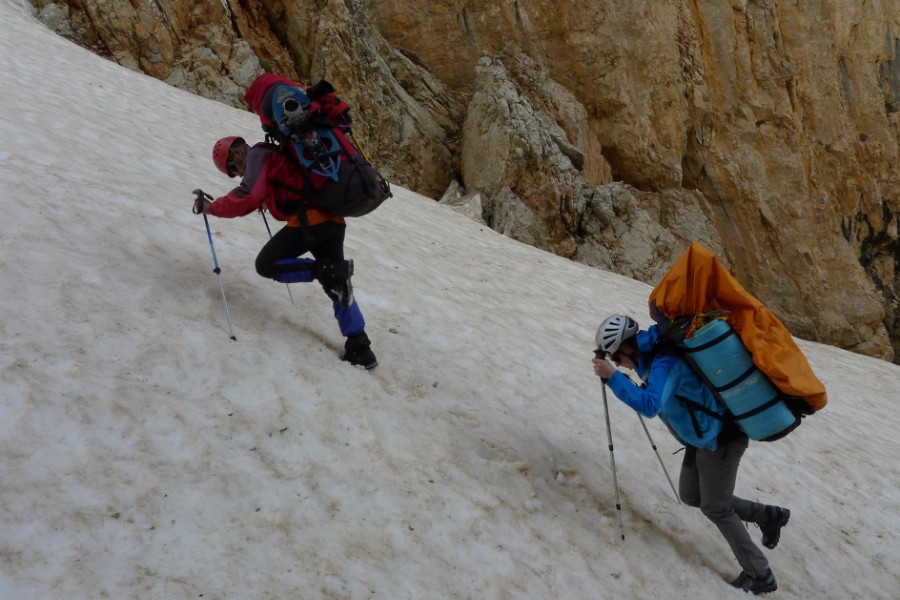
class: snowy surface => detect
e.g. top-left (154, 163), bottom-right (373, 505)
top-left (1, 1), bottom-right (899, 598)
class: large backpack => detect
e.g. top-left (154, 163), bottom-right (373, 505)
top-left (648, 243), bottom-right (828, 442)
top-left (651, 313), bottom-right (808, 442)
top-left (257, 79), bottom-right (391, 221)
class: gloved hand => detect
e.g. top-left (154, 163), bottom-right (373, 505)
top-left (192, 189), bottom-right (213, 215)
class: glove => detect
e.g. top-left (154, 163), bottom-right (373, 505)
top-left (192, 189), bottom-right (212, 215)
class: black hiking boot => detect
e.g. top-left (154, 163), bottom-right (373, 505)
top-left (729, 569), bottom-right (777, 595)
top-left (760, 505), bottom-right (790, 549)
top-left (342, 332), bottom-right (377, 369)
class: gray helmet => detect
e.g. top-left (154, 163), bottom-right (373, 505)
top-left (595, 314), bottom-right (639, 355)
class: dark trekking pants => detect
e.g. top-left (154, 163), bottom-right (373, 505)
top-left (679, 436), bottom-right (770, 578)
top-left (255, 221), bottom-right (364, 337)
top-left (256, 221), bottom-right (345, 294)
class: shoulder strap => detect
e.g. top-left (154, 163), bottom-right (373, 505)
top-left (647, 337), bottom-right (681, 363)
top-left (638, 338), bottom-right (680, 385)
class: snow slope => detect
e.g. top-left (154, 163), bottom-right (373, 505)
top-left (1, 1), bottom-right (898, 598)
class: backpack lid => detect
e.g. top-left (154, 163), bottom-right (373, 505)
top-left (244, 73), bottom-right (305, 126)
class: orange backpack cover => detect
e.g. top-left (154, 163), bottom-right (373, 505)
top-left (648, 242), bottom-right (827, 412)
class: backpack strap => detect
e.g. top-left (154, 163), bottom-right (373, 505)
top-left (641, 337), bottom-right (682, 379)
top-left (674, 394), bottom-right (719, 439)
top-left (675, 395), bottom-right (726, 420)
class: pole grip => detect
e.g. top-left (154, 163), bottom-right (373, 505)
top-left (192, 189), bottom-right (214, 214)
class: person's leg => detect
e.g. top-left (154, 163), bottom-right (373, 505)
top-left (678, 446), bottom-right (701, 507)
top-left (695, 438), bottom-right (770, 579)
top-left (723, 468), bottom-right (790, 550)
top-left (717, 422), bottom-right (789, 549)
top-left (732, 495), bottom-right (767, 524)
top-left (255, 225), bottom-right (315, 281)
top-left (307, 222), bottom-right (376, 367)
top-left (307, 222), bottom-right (346, 266)
top-left (308, 222), bottom-right (354, 307)
top-left (332, 297), bottom-right (365, 337)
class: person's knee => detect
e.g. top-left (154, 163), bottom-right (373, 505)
top-left (255, 254), bottom-right (276, 279)
top-left (316, 258), bottom-right (349, 283)
top-left (316, 259), bottom-right (350, 288)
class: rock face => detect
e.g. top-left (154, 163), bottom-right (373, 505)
top-left (31, 0), bottom-right (899, 362)
top-left (461, 49), bottom-right (729, 285)
top-left (32, 0), bottom-right (289, 106)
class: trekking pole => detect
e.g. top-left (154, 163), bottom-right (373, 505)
top-left (260, 211), bottom-right (295, 305)
top-left (637, 415), bottom-right (681, 503)
top-left (601, 383), bottom-right (626, 540)
top-left (193, 190), bottom-right (236, 341)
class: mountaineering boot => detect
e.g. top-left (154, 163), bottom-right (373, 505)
top-left (729, 569), bottom-right (777, 595)
top-left (316, 259), bottom-right (354, 308)
top-left (343, 332), bottom-right (377, 369)
top-left (760, 505), bottom-right (790, 549)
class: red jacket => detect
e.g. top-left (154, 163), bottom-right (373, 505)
top-left (210, 143), bottom-right (343, 227)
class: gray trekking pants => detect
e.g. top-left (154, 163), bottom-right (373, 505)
top-left (679, 436), bottom-right (770, 578)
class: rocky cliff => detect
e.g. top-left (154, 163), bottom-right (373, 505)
top-left (31, 0), bottom-right (899, 362)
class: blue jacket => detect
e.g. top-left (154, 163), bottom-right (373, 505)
top-left (606, 326), bottom-right (727, 450)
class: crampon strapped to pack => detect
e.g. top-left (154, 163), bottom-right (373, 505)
top-left (648, 243), bottom-right (827, 442)
top-left (244, 74), bottom-right (391, 224)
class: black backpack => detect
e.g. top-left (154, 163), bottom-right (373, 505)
top-left (262, 80), bottom-right (391, 223)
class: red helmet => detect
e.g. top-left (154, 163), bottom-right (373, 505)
top-left (212, 136), bottom-right (245, 177)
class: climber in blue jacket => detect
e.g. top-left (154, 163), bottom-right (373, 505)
top-left (592, 314), bottom-right (789, 596)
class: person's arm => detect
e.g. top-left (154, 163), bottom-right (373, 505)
top-left (208, 149), bottom-right (270, 218)
top-left (606, 355), bottom-right (677, 418)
